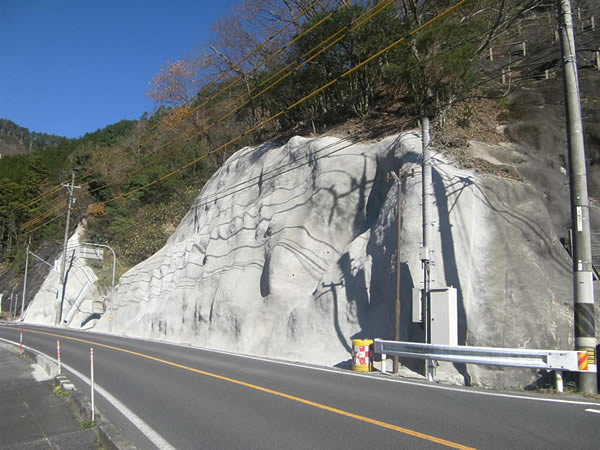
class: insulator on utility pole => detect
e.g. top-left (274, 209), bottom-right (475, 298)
top-left (557, 0), bottom-right (597, 395)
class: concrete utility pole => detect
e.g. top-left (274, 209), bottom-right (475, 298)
top-left (557, 0), bottom-right (597, 394)
top-left (421, 110), bottom-right (434, 382)
top-left (55, 172), bottom-right (80, 325)
top-left (390, 169), bottom-right (402, 373)
top-left (20, 236), bottom-right (31, 320)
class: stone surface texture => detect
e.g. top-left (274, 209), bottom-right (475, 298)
top-left (24, 226), bottom-right (104, 329)
top-left (25, 132), bottom-right (599, 388)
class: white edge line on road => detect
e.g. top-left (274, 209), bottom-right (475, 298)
top-left (585, 408), bottom-right (600, 414)
top-left (6, 323), bottom-right (600, 408)
top-left (0, 337), bottom-right (175, 450)
top-left (195, 345), bottom-right (600, 408)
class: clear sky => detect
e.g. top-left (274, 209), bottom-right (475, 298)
top-left (0, 0), bottom-right (239, 138)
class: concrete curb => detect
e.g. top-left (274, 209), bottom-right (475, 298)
top-left (18, 345), bottom-right (135, 450)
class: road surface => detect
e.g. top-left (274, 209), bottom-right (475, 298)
top-left (1, 323), bottom-right (599, 449)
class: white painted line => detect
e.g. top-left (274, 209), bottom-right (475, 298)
top-left (585, 409), bottom-right (600, 414)
top-left (0, 338), bottom-right (175, 450)
top-left (10, 325), bottom-right (600, 409)
top-left (91, 331), bottom-right (600, 408)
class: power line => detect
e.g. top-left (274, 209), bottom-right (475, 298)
top-left (76, 0), bottom-right (468, 213)
top-left (42, 0), bottom-right (394, 217)
top-left (11, 1), bottom-right (329, 219)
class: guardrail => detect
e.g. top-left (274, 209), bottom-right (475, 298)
top-left (374, 339), bottom-right (596, 392)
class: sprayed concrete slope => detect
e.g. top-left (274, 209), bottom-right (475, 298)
top-left (84, 132), bottom-right (580, 388)
top-left (25, 226), bottom-right (104, 329)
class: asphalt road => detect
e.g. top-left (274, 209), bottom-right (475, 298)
top-left (1, 323), bottom-right (599, 449)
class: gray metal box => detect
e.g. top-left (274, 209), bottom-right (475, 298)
top-left (430, 287), bottom-right (458, 345)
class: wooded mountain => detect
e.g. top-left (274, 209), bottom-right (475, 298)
top-left (0, 119), bottom-right (68, 156)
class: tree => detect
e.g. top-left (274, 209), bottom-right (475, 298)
top-left (146, 59), bottom-right (200, 108)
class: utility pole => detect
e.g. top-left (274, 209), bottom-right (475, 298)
top-left (390, 169), bottom-right (402, 373)
top-left (20, 236), bottom-right (31, 320)
top-left (557, 0), bottom-right (597, 394)
top-left (421, 109), bottom-right (434, 382)
top-left (55, 172), bottom-right (80, 325)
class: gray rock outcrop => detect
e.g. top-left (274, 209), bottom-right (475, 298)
top-left (90, 132), bottom-right (591, 388)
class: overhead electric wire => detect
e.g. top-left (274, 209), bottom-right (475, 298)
top-left (164, 3), bottom-right (595, 213)
top-left (75, 0), bottom-right (400, 209)
top-left (28, 188), bottom-right (66, 210)
top-left (74, 0), bottom-right (469, 213)
top-left (31, 0), bottom-right (562, 237)
top-left (14, 0), bottom-right (329, 218)
top-left (22, 211), bottom-right (64, 237)
top-left (15, 1), bottom-right (584, 229)
top-left (14, 182), bottom-right (65, 211)
top-left (64, 0), bottom-right (392, 207)
top-left (103, 0), bottom-right (328, 168)
top-left (20, 200), bottom-right (67, 231)
top-left (31, 0), bottom-right (335, 211)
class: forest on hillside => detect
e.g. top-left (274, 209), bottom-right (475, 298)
top-left (1, 0), bottom-right (596, 296)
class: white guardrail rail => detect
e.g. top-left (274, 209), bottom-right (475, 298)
top-left (373, 339), bottom-right (597, 392)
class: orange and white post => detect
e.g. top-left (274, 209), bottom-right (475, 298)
top-left (90, 347), bottom-right (95, 422)
top-left (56, 340), bottom-right (61, 374)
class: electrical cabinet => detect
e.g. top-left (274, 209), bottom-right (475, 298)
top-left (430, 287), bottom-right (458, 345)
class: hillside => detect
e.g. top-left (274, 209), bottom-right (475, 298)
top-left (0, 119), bottom-right (68, 156)
top-left (2, 0), bottom-right (600, 387)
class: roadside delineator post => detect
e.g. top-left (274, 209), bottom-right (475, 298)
top-left (19, 325), bottom-right (23, 354)
top-left (555, 370), bottom-right (564, 393)
top-left (90, 348), bottom-right (95, 423)
top-left (57, 340), bottom-right (61, 374)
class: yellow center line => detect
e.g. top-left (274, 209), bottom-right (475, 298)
top-left (5, 326), bottom-right (475, 449)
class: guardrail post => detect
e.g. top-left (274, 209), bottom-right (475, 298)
top-left (381, 353), bottom-right (387, 374)
top-left (427, 363), bottom-right (434, 382)
top-left (555, 370), bottom-right (564, 393)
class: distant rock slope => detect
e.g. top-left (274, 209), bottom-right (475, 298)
top-left (25, 226), bottom-right (104, 328)
top-left (91, 132), bottom-right (590, 388)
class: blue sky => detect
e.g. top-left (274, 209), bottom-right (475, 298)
top-left (0, 0), bottom-right (239, 138)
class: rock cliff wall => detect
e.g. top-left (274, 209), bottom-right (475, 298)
top-left (87, 132), bottom-right (589, 388)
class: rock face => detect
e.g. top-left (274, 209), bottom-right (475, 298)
top-left (89, 132), bottom-right (590, 388)
top-left (25, 226), bottom-right (104, 328)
